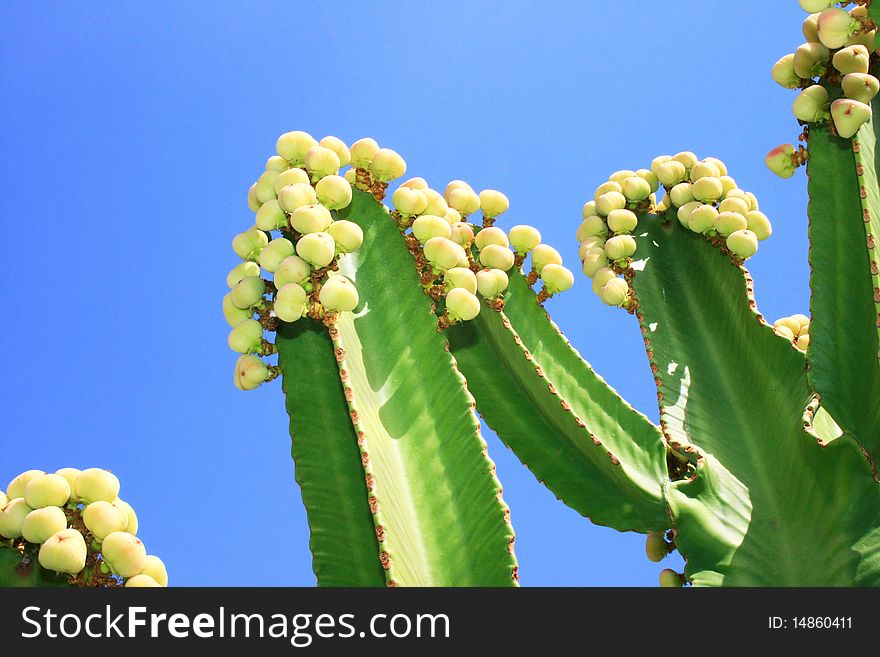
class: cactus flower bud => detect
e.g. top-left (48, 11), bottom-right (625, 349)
top-left (39, 528), bottom-right (87, 575)
top-left (508, 225), bottom-right (542, 253)
top-left (139, 555), bottom-right (168, 587)
top-left (479, 190), bottom-right (509, 218)
top-left (265, 155), bottom-right (289, 173)
top-left (274, 283), bottom-right (308, 323)
top-left (315, 175), bottom-right (353, 210)
top-left (274, 255), bottom-right (311, 289)
top-left (793, 42), bottom-right (831, 78)
top-left (277, 182), bottom-right (317, 214)
top-left (328, 220), bottom-right (364, 253)
top-left (421, 189), bottom-right (449, 217)
top-left (645, 532), bottom-right (669, 562)
top-left (83, 500), bottom-right (128, 540)
top-left (475, 226), bottom-right (509, 251)
top-left (369, 148), bottom-right (406, 182)
top-left (101, 531), bottom-right (147, 578)
top-left (227, 261), bottom-right (261, 288)
top-left (258, 238), bottom-right (295, 274)
top-left (24, 474), bottom-right (71, 509)
top-left (691, 177), bottom-right (724, 203)
top-left (233, 354), bottom-right (270, 391)
top-left (591, 268), bottom-right (617, 294)
top-left (479, 244), bottom-right (515, 271)
top-left (125, 574), bottom-right (161, 587)
top-left (75, 469), bottom-right (120, 504)
top-left (793, 85), bottom-right (831, 123)
top-left (817, 8), bottom-right (858, 49)
top-left (608, 170), bottom-right (636, 184)
top-left (255, 199), bottom-right (287, 232)
top-left (672, 151), bottom-right (698, 170)
top-left (476, 268), bottom-right (510, 298)
top-left (690, 161), bottom-right (721, 182)
top-left (714, 211), bottom-right (748, 237)
top-left (833, 44), bottom-right (870, 75)
top-left (393, 186), bottom-right (428, 216)
top-left (53, 469), bottom-right (81, 503)
top-left (599, 277), bottom-right (629, 306)
top-left (21, 506), bottom-right (67, 544)
top-left (659, 569), bottom-right (684, 588)
top-left (580, 237), bottom-right (607, 260)
top-left (797, 334), bottom-right (811, 350)
top-left (318, 136), bottom-right (351, 168)
top-left (831, 98), bottom-right (872, 138)
top-left (656, 160), bottom-right (688, 187)
top-left (255, 170), bottom-right (279, 204)
top-left (448, 188), bottom-right (481, 216)
top-left (775, 316), bottom-right (802, 335)
top-left (540, 264), bottom-right (574, 295)
top-left (532, 244), bottom-right (563, 274)
top-left (223, 294), bottom-right (252, 328)
top-left (593, 181), bottom-right (623, 202)
top-left (450, 222), bottom-right (476, 246)
top-left (576, 216), bottom-right (608, 242)
top-left (718, 196), bottom-right (750, 217)
top-left (274, 167), bottom-right (311, 194)
top-left (401, 177), bottom-right (428, 190)
top-left (841, 73), bottom-right (880, 104)
top-left (319, 276), bottom-right (359, 312)
top-left (276, 131), bottom-right (317, 166)
top-left (604, 235), bottom-right (637, 261)
top-left (230, 276), bottom-right (266, 310)
top-left (112, 499), bottom-right (138, 535)
top-left (228, 319), bottom-right (264, 354)
top-left (445, 288), bottom-right (481, 322)
top-left (304, 146), bottom-right (341, 182)
top-left (765, 144), bottom-right (798, 179)
top-left (296, 232), bottom-right (336, 268)
top-left (349, 137), bottom-right (380, 168)
top-left (726, 229), bottom-right (759, 258)
top-left (775, 324), bottom-right (796, 340)
top-left (424, 237), bottom-right (468, 272)
top-left (803, 12), bottom-right (821, 42)
top-left (444, 180), bottom-right (475, 203)
top-left (581, 248), bottom-right (608, 278)
top-left (412, 215), bottom-right (453, 243)
top-left (669, 182), bottom-right (694, 208)
top-left (632, 169), bottom-right (658, 192)
top-left (620, 176), bottom-right (652, 202)
top-left (772, 53), bottom-right (801, 89)
top-left (3, 468), bottom-right (43, 497)
top-left (247, 183), bottom-right (261, 213)
top-left (687, 204), bottom-right (718, 234)
top-left (799, 0), bottom-right (834, 12)
top-left (582, 200), bottom-right (599, 219)
top-left (232, 228), bottom-right (269, 261)
top-left (676, 201), bottom-right (701, 229)
top-left (596, 191), bottom-right (627, 216)
top-left (745, 211), bottom-right (773, 241)
top-left (445, 267), bottom-right (478, 294)
top-left (290, 204), bottom-right (333, 235)
top-left (443, 208), bottom-right (462, 225)
top-left (650, 155), bottom-right (672, 175)
top-left (704, 157), bottom-right (728, 177)
top-left (0, 498), bottom-right (33, 538)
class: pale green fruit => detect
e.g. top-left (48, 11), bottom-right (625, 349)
top-left (831, 98), bottom-right (872, 138)
top-left (392, 186), bottom-right (428, 216)
top-left (621, 176), bottom-right (651, 202)
top-left (475, 226), bottom-right (509, 250)
top-left (775, 324), bottom-right (796, 341)
top-left (125, 574), bottom-right (161, 587)
top-left (803, 12), bottom-right (821, 42)
top-left (576, 216), bottom-right (608, 242)
top-left (508, 225), bottom-right (542, 254)
top-left (229, 276), bottom-right (265, 310)
top-left (318, 136), bottom-right (351, 168)
top-left (255, 199), bottom-right (287, 232)
top-left (676, 201), bottom-right (701, 229)
top-left (232, 228), bottom-right (269, 261)
top-left (315, 175), bottom-right (353, 210)
top-left (841, 73), bottom-right (880, 105)
top-left (596, 191), bottom-right (627, 216)
top-left (793, 41), bottom-right (830, 79)
top-left (233, 354), bottom-right (270, 391)
top-left (276, 131), bottom-right (317, 166)
top-left (479, 190), bottom-right (509, 218)
top-left (591, 268), bottom-right (617, 294)
top-left (112, 499), bottom-right (138, 535)
top-left (635, 168), bottom-right (660, 192)
top-left (659, 569), bottom-right (683, 587)
top-left (412, 215), bottom-right (452, 243)
top-left (319, 276), bottom-right (359, 312)
top-left (83, 501), bottom-right (128, 540)
top-left (799, 0), bottom-right (834, 13)
top-left (689, 161), bottom-right (721, 182)
top-left (793, 85), bottom-right (830, 123)
top-left (101, 531), bottom-right (147, 578)
top-left (22, 506), bottom-right (67, 544)
top-left (745, 211), bottom-right (773, 241)
top-left (39, 528), bottom-right (87, 575)
top-left (274, 168), bottom-right (311, 195)
top-left (258, 238), bottom-right (295, 273)
top-left (541, 264), bottom-right (574, 294)
top-left (140, 555), bottom-right (168, 586)
top-left (54, 469), bottom-right (81, 504)
top-left (274, 283), bottom-right (308, 323)
top-left (704, 157), bottom-right (728, 177)
top-left (719, 176), bottom-right (738, 195)
top-left (445, 288), bottom-right (481, 322)
top-left (593, 181), bottom-right (622, 202)
top-left (74, 469), bottom-right (120, 504)
top-left (255, 170), bottom-right (279, 204)
top-left (833, 44), bottom-right (870, 75)
top-left (0, 499), bottom-right (33, 538)
top-left (273, 256), bottom-right (312, 288)
top-left (687, 204), bottom-right (718, 234)
top-left (599, 277), bottom-right (629, 306)
top-left (400, 176), bottom-right (428, 190)
top-left (444, 180), bottom-right (475, 203)
top-left (247, 183), bottom-right (261, 213)
top-left (718, 196), bottom-right (750, 217)
top-left (421, 189), bottom-right (449, 216)
top-left (532, 244), bottom-right (563, 274)
top-left (581, 248), bottom-right (608, 278)
top-left (669, 182), bottom-right (694, 208)
top-left (772, 53), bottom-right (800, 89)
top-left (290, 204), bottom-right (333, 235)
top-left (7, 470), bottom-right (46, 499)
top-left (445, 267), bottom-right (478, 294)
top-left (448, 188), bottom-right (481, 216)
top-left (604, 235), bottom-right (637, 261)
top-left (797, 334), bottom-right (811, 350)
top-left (223, 293), bottom-right (252, 327)
top-left (424, 237), bottom-right (468, 272)
top-left (227, 319), bottom-right (264, 354)
top-left (265, 155), bottom-right (289, 173)
top-left (24, 474), bottom-right (71, 509)
top-left (349, 137), bottom-right (380, 168)
top-left (304, 146), bottom-right (340, 181)
top-left (227, 261), bottom-right (261, 288)
top-left (450, 222), bottom-right (475, 246)
top-left (691, 176), bottom-right (723, 203)
top-left (328, 220), bottom-right (364, 253)
top-left (714, 211), bottom-right (748, 237)
top-left (608, 170), bottom-right (636, 184)
top-left (656, 160), bottom-right (687, 187)
top-left (369, 148), bottom-right (406, 182)
top-left (726, 229), bottom-right (759, 258)
top-left (765, 144), bottom-right (798, 179)
top-left (579, 236), bottom-right (606, 259)
top-left (817, 8), bottom-right (858, 49)
top-left (672, 151), bottom-right (698, 169)
top-left (476, 268), bottom-right (509, 298)
top-left (443, 208), bottom-right (462, 225)
top-left (582, 200), bottom-right (599, 219)
top-left (296, 232), bottom-right (336, 267)
top-left (479, 244), bottom-right (515, 271)
top-left (645, 532), bottom-right (669, 562)
top-left (650, 155), bottom-right (672, 176)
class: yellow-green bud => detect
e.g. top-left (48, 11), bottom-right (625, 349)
top-left (479, 244), bottom-right (515, 271)
top-left (350, 137), bottom-right (380, 168)
top-left (369, 148), bottom-right (406, 183)
top-left (22, 506), bottom-right (67, 544)
top-left (328, 220), bottom-right (364, 253)
top-left (443, 180), bottom-right (474, 203)
top-left (833, 44), bottom-right (870, 75)
top-left (448, 188), bottom-right (481, 216)
top-left (765, 144), bottom-right (798, 179)
top-left (258, 238), bottom-right (295, 273)
top-left (541, 264), bottom-right (574, 294)
top-left (775, 324), bottom-right (796, 340)
top-left (227, 319), bottom-right (264, 354)
top-left (645, 532), bottom-right (670, 562)
top-left (831, 98), bottom-right (873, 138)
top-left (687, 204), bottom-right (718, 234)
top-left (75, 469), bottom-right (120, 504)
top-left (276, 131), bottom-right (317, 166)
top-left (691, 177), bottom-right (723, 203)
top-left (296, 232), bottom-right (336, 267)
top-left (604, 235), bottom-right (637, 260)
top-left (599, 278), bottom-right (629, 306)
top-left (608, 170), bottom-right (636, 184)
top-left (792, 85), bottom-right (830, 123)
top-left (421, 189), bottom-right (449, 216)
top-left (669, 182), bottom-right (694, 208)
top-left (273, 168), bottom-right (311, 194)
top-left (579, 236), bottom-right (606, 260)
top-left (532, 244), bottom-right (563, 273)
top-left (101, 531), bottom-right (147, 578)
top-left (656, 160), bottom-right (687, 187)
top-left (54, 469), bottom-right (81, 504)
top-left (475, 226), bottom-right (509, 250)
top-left (443, 208), bottom-right (462, 225)
top-left (445, 288), bottom-right (481, 322)
top-left (793, 41), bottom-right (831, 78)
top-left (140, 555), bottom-right (168, 587)
top-left (255, 199), bottom-right (287, 232)
top-left (726, 229), bottom-right (759, 258)
top-left (659, 569), bottom-right (684, 588)
top-left (803, 12), bottom-right (821, 41)
top-left (39, 528), bottom-right (87, 575)
top-left (714, 211), bottom-right (748, 237)
top-left (315, 175), bottom-right (353, 210)
top-left (817, 8), bottom-right (858, 50)
top-left (265, 155), bottom-right (289, 173)
top-left (672, 151), bottom-right (698, 169)
top-left (274, 283), bottom-right (308, 323)
top-left (479, 190), bottom-right (509, 218)
top-left (24, 474), bottom-right (71, 509)
top-left (255, 170), bottom-right (279, 204)
top-left (581, 248), bottom-right (608, 278)
top-left (841, 73), bottom-right (880, 104)
top-left (635, 168), bottom-right (660, 192)
top-left (304, 146), bottom-right (340, 182)
top-left (227, 261), bottom-right (261, 288)
top-left (582, 200), bottom-right (599, 219)
top-left (318, 136), bottom-right (351, 168)
top-left (718, 196), bottom-right (750, 217)
top-left (0, 498), bottom-right (33, 538)
top-left (247, 183), bottom-right (261, 213)
top-left (230, 276), bottom-right (266, 310)
top-left (576, 216), bottom-right (608, 242)
top-left (797, 334), bottom-right (811, 350)
top-left (450, 222), bottom-right (476, 246)
top-left (125, 574), bottom-right (161, 587)
top-left (476, 268), bottom-right (509, 298)
top-left (621, 176), bottom-right (652, 202)
top-left (508, 225), bottom-right (542, 254)
top-left (393, 186), bottom-right (428, 216)
top-left (745, 211), bottom-right (773, 241)
top-left (83, 501), bottom-right (128, 540)
top-left (445, 267), bottom-right (478, 294)
top-left (591, 268), bottom-right (617, 294)
top-left (593, 181), bottom-right (622, 202)
top-left (596, 191), bottom-right (627, 216)
top-left (232, 228), bottom-right (269, 261)
top-left (413, 215), bottom-right (452, 243)
top-left (274, 256), bottom-right (311, 288)
top-left (113, 499), bottom-right (138, 535)
top-left (424, 237), bottom-right (468, 272)
top-left (223, 294), bottom-right (254, 327)
top-left (319, 275), bottom-right (359, 312)
top-left (290, 204), bottom-right (333, 235)
top-left (772, 53), bottom-right (800, 89)
top-left (400, 176), bottom-right (428, 190)
top-left (676, 201), bottom-right (701, 229)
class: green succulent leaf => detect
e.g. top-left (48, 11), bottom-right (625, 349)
top-left (448, 273), bottom-right (669, 534)
top-left (0, 546), bottom-right (71, 587)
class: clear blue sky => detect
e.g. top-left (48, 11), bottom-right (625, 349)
top-left (1, 1), bottom-right (808, 586)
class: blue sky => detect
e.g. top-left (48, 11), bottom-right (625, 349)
top-left (1, 1), bottom-right (809, 586)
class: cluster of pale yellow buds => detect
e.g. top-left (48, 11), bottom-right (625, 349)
top-left (774, 313), bottom-right (811, 351)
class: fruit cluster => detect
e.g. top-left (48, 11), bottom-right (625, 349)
top-left (774, 313), bottom-right (811, 351)
top-left (0, 468), bottom-right (167, 587)
top-left (577, 154), bottom-right (771, 308)
top-left (390, 178), bottom-right (573, 326)
top-left (766, 2), bottom-right (877, 177)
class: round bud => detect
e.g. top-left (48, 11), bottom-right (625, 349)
top-left (582, 200), bottom-right (599, 219)
top-left (276, 131), bottom-right (317, 166)
top-left (793, 41), bottom-right (830, 78)
top-left (227, 261), bottom-right (261, 288)
top-left (445, 288), bottom-right (481, 322)
top-left (255, 170), bottom-right (279, 204)
top-left (277, 183), bottom-right (316, 215)
top-left (304, 146), bottom-right (340, 182)
top-left (101, 531), bottom-right (147, 578)
top-left (345, 169), bottom-right (357, 184)
top-left (676, 201), bottom-right (702, 229)
top-left (591, 268), bottom-right (617, 294)
top-left (24, 474), bottom-right (71, 509)
top-left (659, 569), bottom-right (683, 588)
top-left (75, 469), bottom-right (120, 504)
top-left (234, 354), bottom-right (270, 391)
top-left (412, 215), bottom-right (453, 243)
top-left (508, 225), bottom-right (542, 254)
top-left (599, 278), bottom-right (629, 306)
top-left (690, 161), bottom-right (721, 182)
top-left (247, 183), bottom-right (261, 213)
top-left (650, 155), bottom-right (672, 175)
top-left (719, 176), bottom-right (738, 195)
top-left (369, 148), bottom-right (406, 182)
top-left (691, 177), bottom-right (723, 203)
top-left (532, 244), bottom-right (563, 274)
top-left (479, 190), bottom-right (509, 218)
top-left (772, 53), bottom-right (800, 89)
top-left (775, 316), bottom-right (802, 335)
top-left (296, 232), bottom-right (336, 267)
top-left (475, 226), bottom-right (509, 251)
top-left (688, 204), bottom-right (718, 234)
top-left (704, 158), bottom-right (728, 177)
top-left (645, 532), bottom-right (669, 562)
top-left (125, 574), bottom-right (161, 588)
top-left (319, 276), bottom-right (359, 312)
top-left (258, 238), bottom-right (295, 273)
top-left (799, 0), bottom-right (834, 12)
top-left (831, 98), bottom-right (873, 138)
top-left (817, 8), bottom-right (857, 50)
top-left (424, 237), bottom-right (468, 272)
top-left (22, 506), bottom-right (67, 544)
top-left (765, 144), bottom-right (798, 179)
top-left (726, 230), bottom-right (759, 258)
top-left (669, 182), bottom-right (694, 208)
top-left (232, 228), bottom-right (269, 261)
top-left (274, 283), bottom-right (308, 323)
top-left (83, 501), bottom-right (127, 540)
top-left (223, 294), bottom-right (251, 327)
top-left (541, 264), bottom-right (574, 295)
top-left (328, 220), bottom-right (364, 253)
top-left (775, 324), bottom-right (796, 340)
top-left (596, 191), bottom-right (627, 216)
top-left (349, 138), bottom-right (380, 168)
top-left (54, 469), bottom-right (81, 504)
top-left (797, 334), bottom-right (811, 350)
top-left (274, 168), bottom-right (311, 194)
top-left (112, 499), bottom-right (138, 535)
top-left (841, 73), bottom-right (880, 104)
top-left (443, 208), bottom-right (462, 225)
top-left (714, 211), bottom-right (748, 237)
top-left (445, 267), bottom-right (478, 294)
top-left (230, 276), bottom-right (265, 310)
top-left (6, 470), bottom-right (45, 500)
top-left (604, 235), bottom-right (637, 261)
top-left (581, 248), bottom-right (608, 278)
top-left (593, 181), bottom-right (622, 202)
top-left (39, 529), bottom-right (87, 575)
top-left (140, 555), bottom-right (168, 587)
top-left (450, 222), bottom-right (476, 246)
top-left (576, 216), bottom-right (608, 242)
top-left (635, 168), bottom-right (660, 192)
top-left (318, 136), bottom-right (351, 168)
top-left (791, 314), bottom-right (810, 334)
top-left (833, 44), bottom-right (870, 75)
top-left (444, 180), bottom-right (475, 203)
top-left (621, 176), bottom-right (652, 202)
top-left (608, 170), bottom-right (636, 184)
top-left (656, 160), bottom-right (687, 187)
top-left (273, 255), bottom-right (311, 288)
top-left (227, 319), bottom-right (264, 354)
top-left (392, 186), bottom-right (428, 216)
top-left (0, 498), bottom-right (33, 538)
top-left (421, 189), bottom-right (449, 216)
top-left (479, 244), bottom-right (515, 271)
top-left (315, 175), bottom-right (353, 210)
top-left (745, 211), bottom-right (773, 241)
top-left (792, 85), bottom-right (830, 123)
top-left (400, 177), bottom-right (428, 190)
top-left (718, 197), bottom-right (750, 217)
top-left (476, 268), bottom-right (510, 298)
top-left (265, 155), bottom-right (289, 173)
top-left (672, 151), bottom-right (698, 170)
top-left (803, 12), bottom-right (821, 42)
top-left (448, 188), bottom-right (481, 216)
top-left (290, 204), bottom-right (333, 235)
top-left (256, 198), bottom-right (287, 232)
